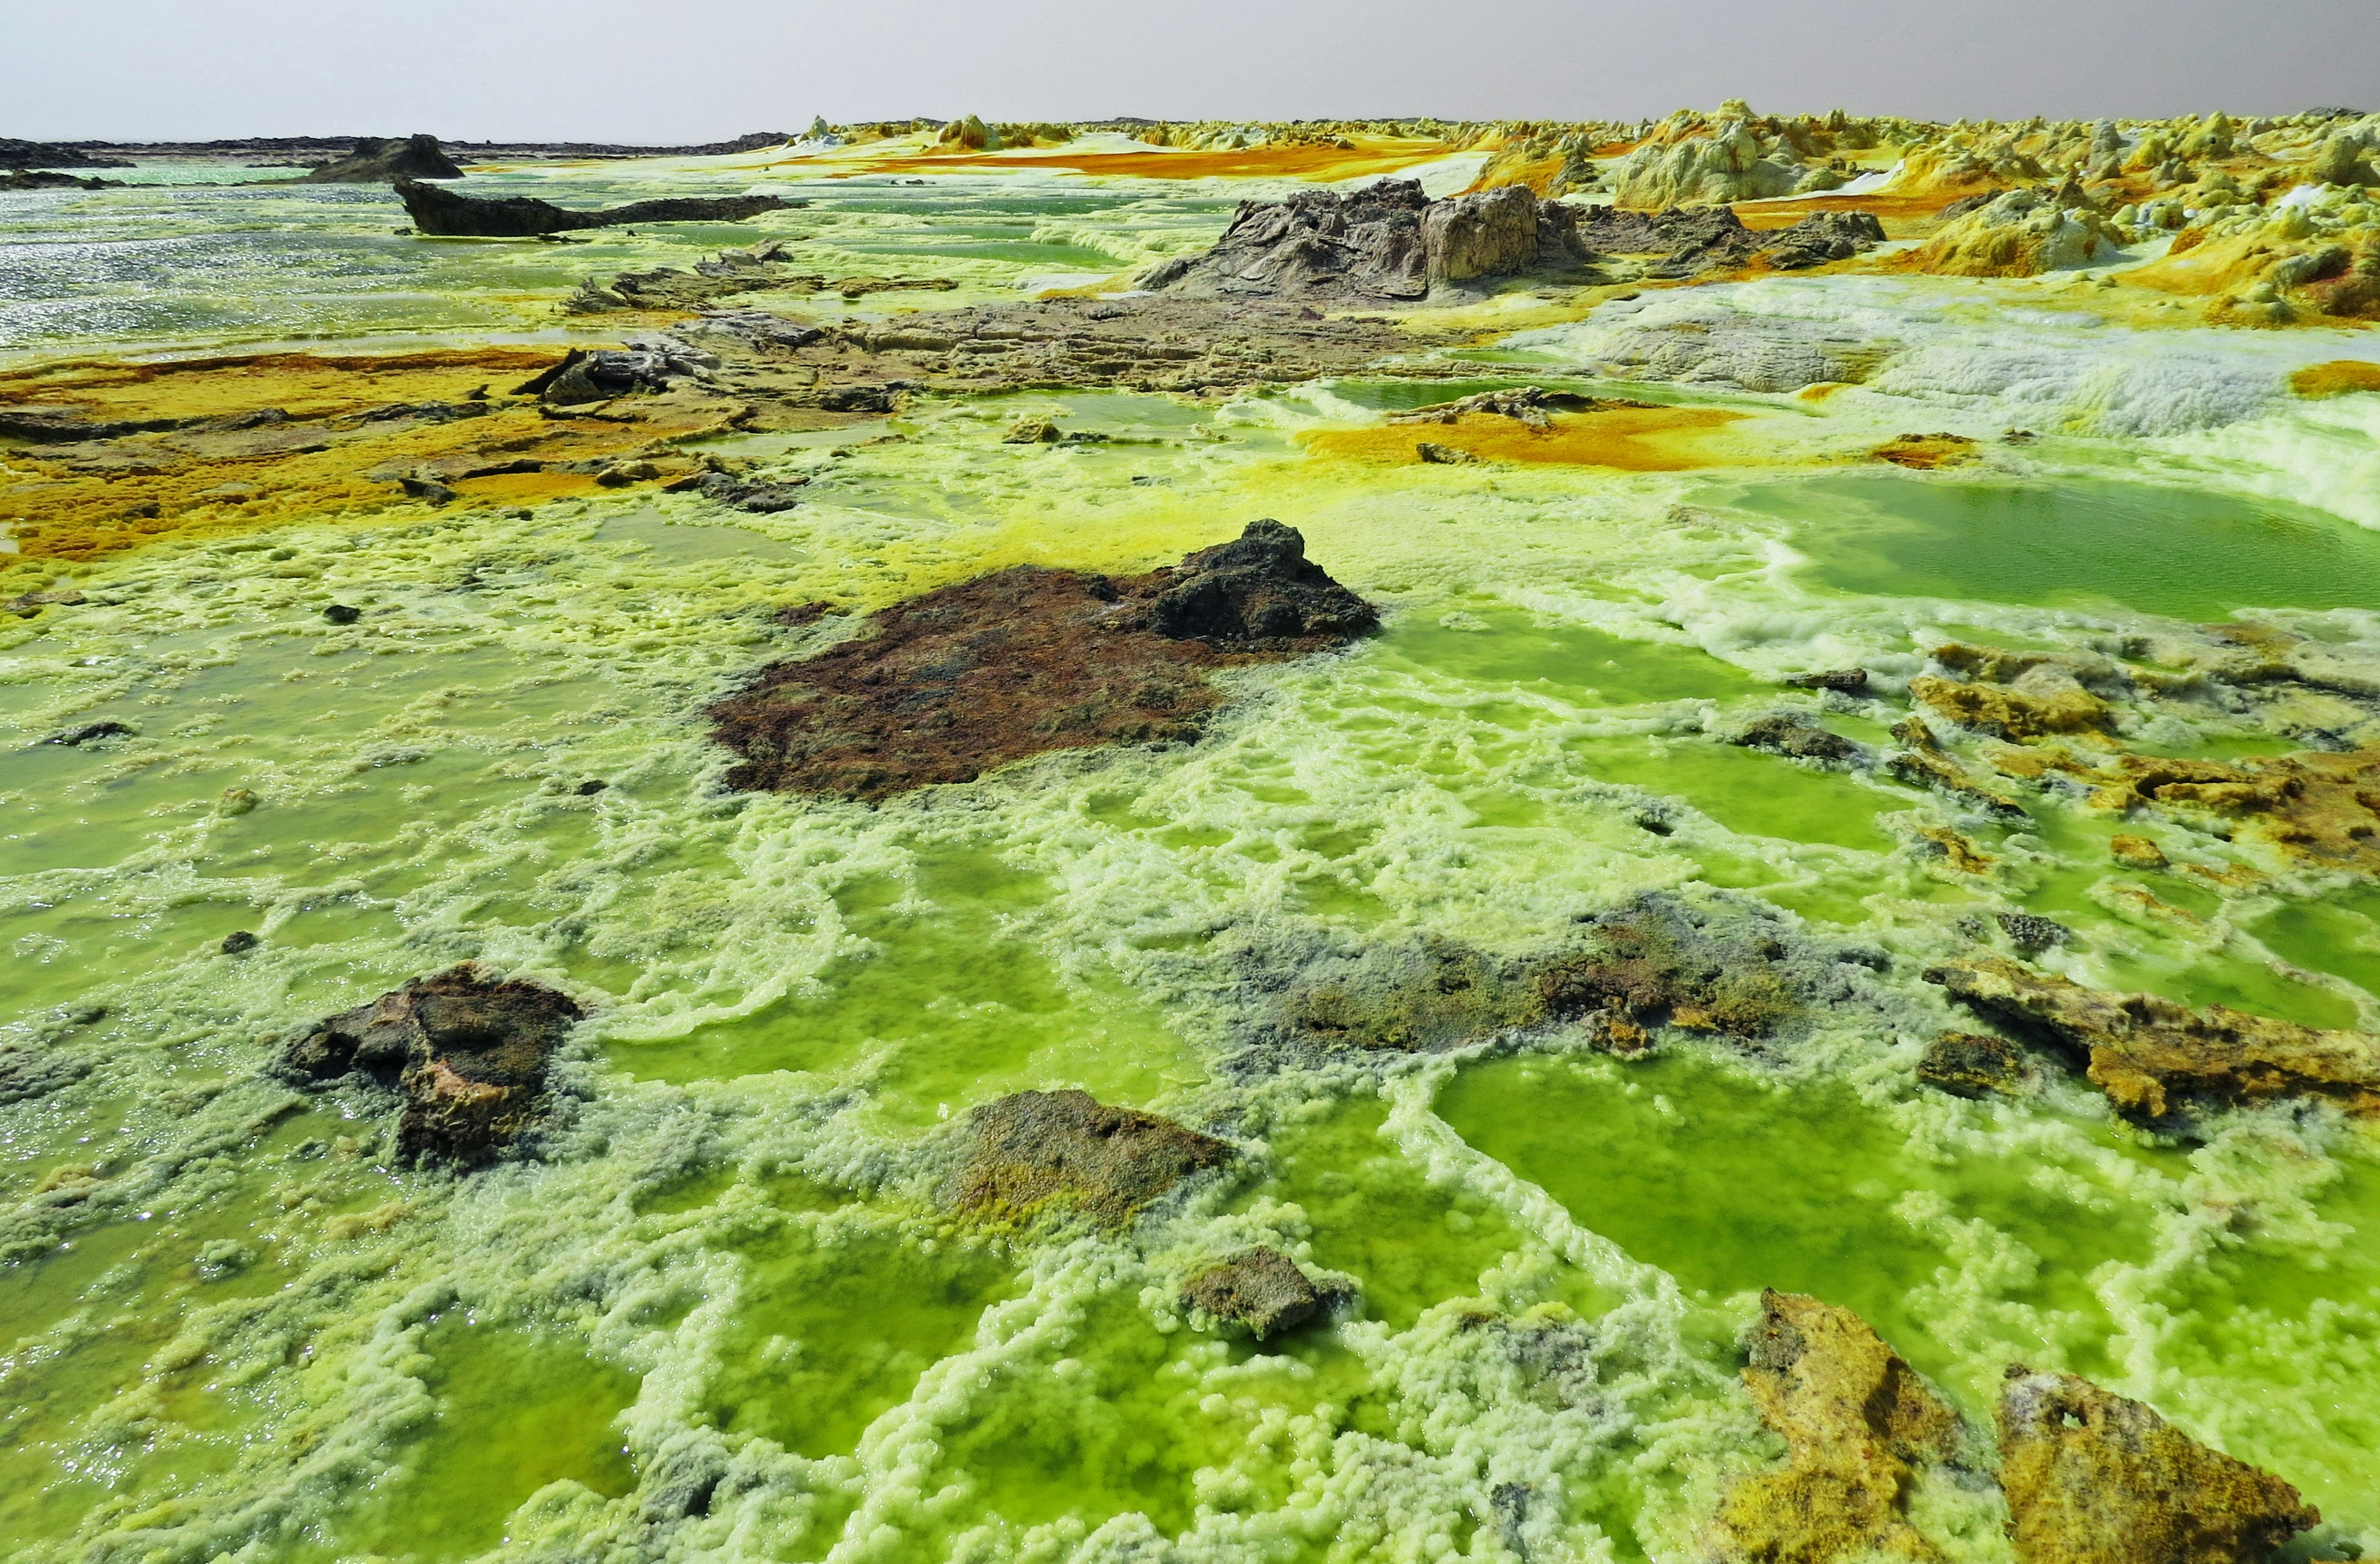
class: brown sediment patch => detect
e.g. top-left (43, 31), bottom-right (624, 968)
top-left (1302, 405), bottom-right (1747, 472)
top-left (708, 519), bottom-right (1376, 801)
top-left (1730, 191), bottom-right (1962, 236)
top-left (948, 1089), bottom-right (1232, 1228)
top-left (2290, 359), bottom-right (2380, 397)
top-left (829, 139), bottom-right (1456, 185)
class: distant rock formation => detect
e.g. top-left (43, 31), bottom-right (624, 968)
top-left (278, 964), bottom-right (584, 1166)
top-left (0, 138), bottom-right (131, 170)
top-left (296, 133), bottom-right (465, 183)
top-left (709, 519), bottom-right (1377, 799)
top-left (0, 170), bottom-right (123, 191)
top-left (395, 177), bottom-right (790, 236)
top-left (1140, 179), bottom-right (1589, 301)
top-left (1911, 186), bottom-right (2125, 275)
top-left (1613, 118), bottom-right (1818, 207)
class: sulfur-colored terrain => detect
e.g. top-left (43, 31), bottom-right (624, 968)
top-left (3, 104), bottom-right (2380, 1564)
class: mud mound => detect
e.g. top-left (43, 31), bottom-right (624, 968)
top-left (395, 177), bottom-right (789, 237)
top-left (280, 964), bottom-right (584, 1165)
top-left (948, 1089), bottom-right (1232, 1227)
top-left (709, 519), bottom-right (1376, 800)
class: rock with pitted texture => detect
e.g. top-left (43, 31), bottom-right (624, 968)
top-left (395, 177), bottom-right (788, 237)
top-left (1733, 714), bottom-right (1863, 765)
top-left (279, 964), bottom-right (584, 1165)
top-left (1926, 955), bottom-right (2380, 1124)
top-left (1918, 1032), bottom-right (2037, 1098)
top-left (1145, 179), bottom-right (1587, 302)
top-left (1996, 1367), bottom-right (2317, 1564)
top-left (298, 135), bottom-right (464, 183)
top-left (1181, 1247), bottom-right (1323, 1339)
top-left (1714, 1290), bottom-right (1962, 1564)
top-left (948, 1089), bottom-right (1232, 1227)
top-left (710, 520), bottom-right (1375, 800)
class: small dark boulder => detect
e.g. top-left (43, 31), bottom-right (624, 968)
top-left (49, 720), bottom-right (131, 746)
top-left (1996, 911), bottom-right (2070, 953)
top-left (661, 470), bottom-right (807, 512)
top-left (298, 135), bottom-right (465, 183)
top-left (278, 965), bottom-right (584, 1166)
top-left (1732, 714), bottom-right (1862, 764)
top-left (1151, 519), bottom-right (1378, 647)
top-left (221, 930), bottom-right (260, 955)
top-left (1918, 1032), bottom-right (2037, 1098)
top-left (1181, 1247), bottom-right (1323, 1339)
top-left (948, 1089), bottom-right (1232, 1227)
top-left (323, 603), bottom-right (363, 625)
top-left (1783, 668), bottom-right (1870, 692)
top-left (395, 177), bottom-right (789, 238)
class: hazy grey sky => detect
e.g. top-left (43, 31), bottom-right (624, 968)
top-left (9, 0), bottom-right (2377, 141)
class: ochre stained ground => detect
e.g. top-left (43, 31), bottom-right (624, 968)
top-left (1732, 191), bottom-right (1965, 236)
top-left (0, 348), bottom-right (741, 567)
top-left (2290, 360), bottom-right (2380, 397)
top-left (1301, 405), bottom-right (1750, 471)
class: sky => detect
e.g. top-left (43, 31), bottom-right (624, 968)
top-left (7, 0), bottom-right (2377, 142)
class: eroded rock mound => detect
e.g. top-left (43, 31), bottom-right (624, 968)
top-left (948, 1089), bottom-right (1232, 1226)
top-left (298, 134), bottom-right (464, 183)
top-left (1911, 187), bottom-right (2125, 276)
top-left (1715, 1290), bottom-right (1961, 1564)
top-left (1927, 955), bottom-right (2380, 1123)
top-left (1181, 1248), bottom-right (1323, 1339)
top-left (279, 964), bottom-right (584, 1165)
top-left (1143, 179), bottom-right (1588, 301)
top-left (395, 177), bottom-right (789, 237)
top-left (2084, 747), bottom-right (2380, 880)
top-left (709, 519), bottom-right (1375, 800)
top-left (1996, 1367), bottom-right (2317, 1564)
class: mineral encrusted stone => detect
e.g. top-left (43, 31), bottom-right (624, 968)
top-left (947, 1089), bottom-right (1232, 1227)
top-left (1885, 717), bottom-right (2029, 821)
top-left (279, 964), bottom-right (584, 1165)
top-left (1918, 1032), bottom-right (2038, 1098)
top-left (1732, 714), bottom-right (1863, 764)
top-left (1180, 1247), bottom-right (1323, 1339)
top-left (1926, 955), bottom-right (2380, 1123)
top-left (709, 519), bottom-right (1375, 800)
top-left (1713, 1290), bottom-right (1960, 1563)
top-left (1996, 1367), bottom-right (2317, 1564)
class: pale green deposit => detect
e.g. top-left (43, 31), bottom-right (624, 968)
top-left (3, 157), bottom-right (2379, 1564)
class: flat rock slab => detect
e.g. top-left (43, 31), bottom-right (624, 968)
top-left (280, 964), bottom-right (584, 1166)
top-left (396, 177), bottom-right (789, 237)
top-left (948, 1089), bottom-right (1232, 1227)
top-left (710, 519), bottom-right (1376, 800)
top-left (1181, 1247), bottom-right (1323, 1339)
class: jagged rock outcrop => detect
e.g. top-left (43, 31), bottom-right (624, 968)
top-left (1926, 955), bottom-right (2380, 1123)
top-left (298, 134), bottom-right (464, 183)
top-left (1181, 1248), bottom-right (1324, 1339)
top-left (1884, 717), bottom-right (2029, 820)
top-left (1569, 205), bottom-right (1884, 275)
top-left (709, 519), bottom-right (1376, 799)
top-left (1141, 179), bottom-right (1587, 301)
top-left (1996, 1368), bottom-right (2318, 1564)
top-left (278, 965), bottom-right (584, 1165)
top-left (0, 138), bottom-right (131, 169)
top-left (1732, 714), bottom-right (1864, 765)
top-left (948, 1090), bottom-right (1232, 1226)
top-left (395, 177), bottom-right (788, 237)
top-left (0, 170), bottom-right (123, 191)
top-left (1713, 1291), bottom-right (1962, 1563)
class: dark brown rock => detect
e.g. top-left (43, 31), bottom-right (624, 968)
top-left (1996, 1367), bottom-right (2317, 1564)
top-left (1918, 1032), bottom-right (2037, 1098)
top-left (1784, 668), bottom-right (1870, 692)
top-left (1926, 956), bottom-right (2380, 1124)
top-left (296, 135), bottom-right (464, 183)
top-left (1181, 1247), bottom-right (1323, 1339)
top-left (278, 965), bottom-right (584, 1166)
top-left (948, 1089), bottom-right (1232, 1227)
top-left (1732, 714), bottom-right (1862, 764)
top-left (395, 177), bottom-right (788, 237)
top-left (709, 519), bottom-right (1375, 800)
